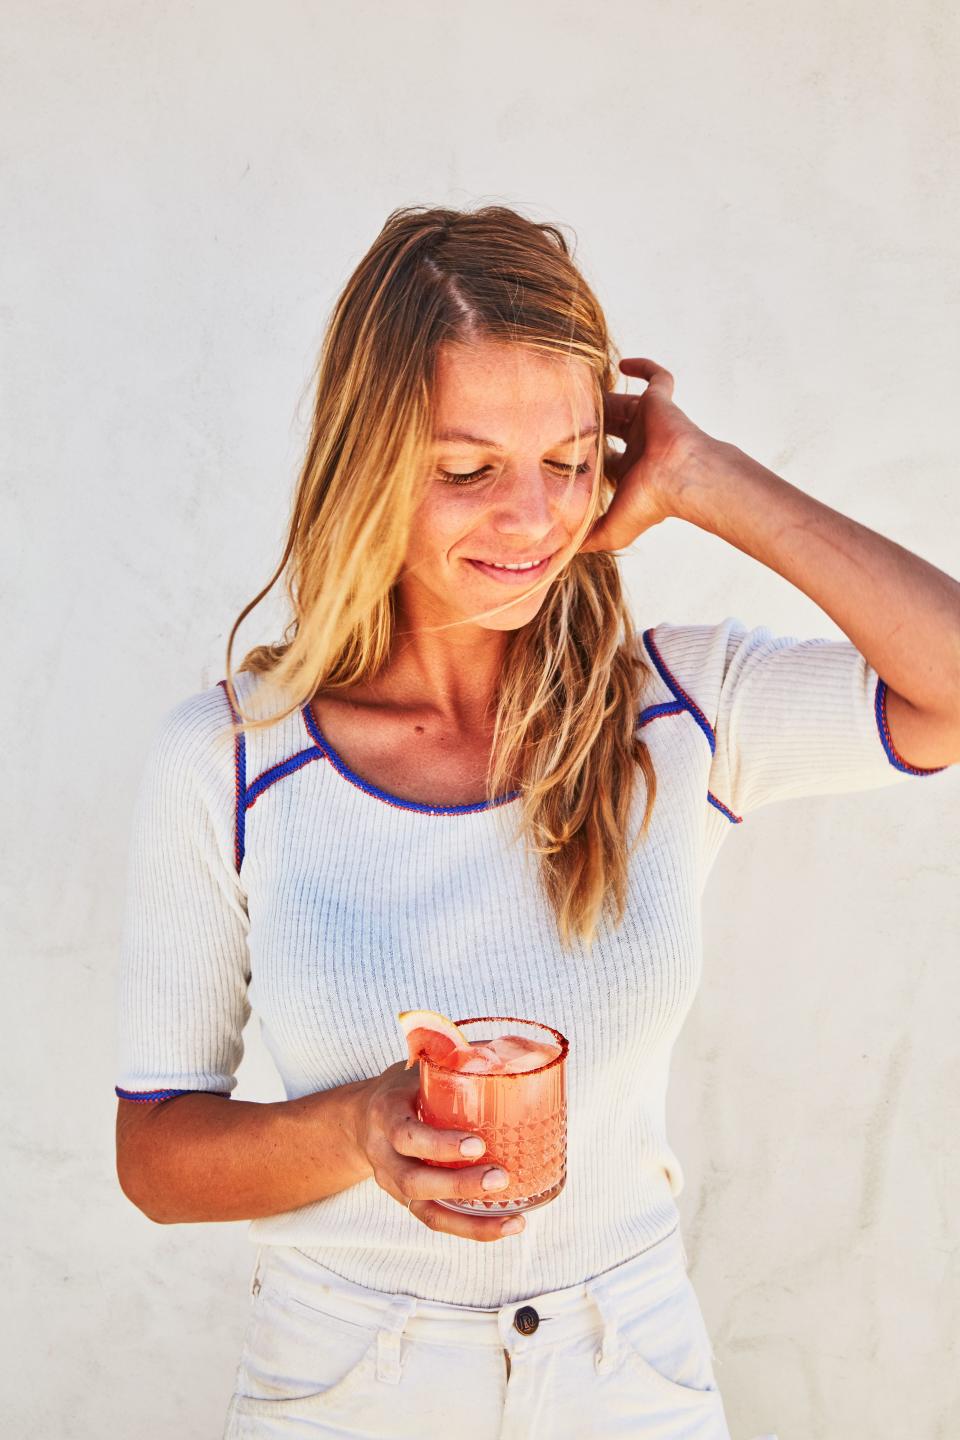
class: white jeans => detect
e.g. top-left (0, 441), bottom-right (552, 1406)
top-left (223, 1223), bottom-right (778, 1439)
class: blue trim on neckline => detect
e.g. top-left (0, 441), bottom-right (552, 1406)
top-left (300, 702), bottom-right (522, 816)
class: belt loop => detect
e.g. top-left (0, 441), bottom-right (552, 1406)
top-left (375, 1296), bottom-right (417, 1384)
top-left (586, 1283), bottom-right (620, 1374)
top-left (250, 1247), bottom-right (265, 1298)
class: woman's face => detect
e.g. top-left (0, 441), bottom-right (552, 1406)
top-left (400, 339), bottom-right (599, 633)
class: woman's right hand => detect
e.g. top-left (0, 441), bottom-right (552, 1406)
top-left (354, 1060), bottom-right (525, 1241)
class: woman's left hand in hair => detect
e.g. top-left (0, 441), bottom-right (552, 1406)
top-left (578, 357), bottom-right (719, 553)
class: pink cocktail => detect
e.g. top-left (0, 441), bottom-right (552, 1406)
top-left (417, 1016), bottom-right (568, 1215)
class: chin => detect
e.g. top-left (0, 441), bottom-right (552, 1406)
top-left (465, 600), bottom-right (546, 633)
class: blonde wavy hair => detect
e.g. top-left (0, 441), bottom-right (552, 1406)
top-left (225, 203), bottom-right (658, 950)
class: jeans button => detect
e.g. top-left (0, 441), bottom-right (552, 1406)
top-left (513, 1305), bottom-right (540, 1335)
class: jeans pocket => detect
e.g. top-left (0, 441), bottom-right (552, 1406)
top-left (614, 1273), bottom-right (723, 1406)
top-left (231, 1281), bottom-right (381, 1421)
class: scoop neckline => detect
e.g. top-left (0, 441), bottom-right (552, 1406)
top-left (299, 700), bottom-right (522, 816)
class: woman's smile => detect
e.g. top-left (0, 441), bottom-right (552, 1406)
top-left (464, 551), bottom-right (557, 584)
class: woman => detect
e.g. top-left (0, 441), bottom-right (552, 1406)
top-left (114, 205), bottom-right (958, 1440)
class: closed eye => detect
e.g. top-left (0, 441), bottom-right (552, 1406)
top-left (438, 459), bottom-right (592, 487)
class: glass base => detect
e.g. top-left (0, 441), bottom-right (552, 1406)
top-left (434, 1172), bottom-right (565, 1216)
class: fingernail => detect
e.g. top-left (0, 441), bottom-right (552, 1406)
top-left (460, 1137), bottom-right (485, 1158)
top-left (501, 1218), bottom-right (524, 1234)
top-left (483, 1168), bottom-right (509, 1190)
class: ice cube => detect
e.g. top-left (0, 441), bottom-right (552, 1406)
top-left (491, 1036), bottom-right (534, 1063)
top-left (455, 1055), bottom-right (494, 1073)
top-left (491, 1036), bottom-right (562, 1073)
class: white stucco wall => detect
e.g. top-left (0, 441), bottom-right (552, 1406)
top-left (4, 3), bottom-right (958, 1437)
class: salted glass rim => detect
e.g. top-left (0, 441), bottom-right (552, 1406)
top-left (419, 1015), bottom-right (569, 1077)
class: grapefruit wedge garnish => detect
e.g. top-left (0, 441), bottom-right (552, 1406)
top-left (397, 1008), bottom-right (474, 1070)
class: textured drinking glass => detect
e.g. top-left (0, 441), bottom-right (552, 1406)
top-left (417, 1016), bottom-right (568, 1215)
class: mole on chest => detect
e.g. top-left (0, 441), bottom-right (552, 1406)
top-left (313, 701), bottom-right (501, 807)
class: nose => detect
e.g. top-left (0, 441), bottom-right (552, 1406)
top-left (489, 467), bottom-right (555, 543)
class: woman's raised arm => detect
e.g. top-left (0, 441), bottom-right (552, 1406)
top-left (586, 357), bottom-right (960, 770)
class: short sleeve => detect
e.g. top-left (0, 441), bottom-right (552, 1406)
top-left (114, 686), bottom-right (252, 1101)
top-left (644, 616), bottom-right (951, 821)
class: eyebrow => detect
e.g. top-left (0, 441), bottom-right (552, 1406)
top-left (433, 423), bottom-right (599, 450)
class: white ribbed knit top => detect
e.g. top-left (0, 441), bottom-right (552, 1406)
top-left (114, 617), bottom-right (949, 1305)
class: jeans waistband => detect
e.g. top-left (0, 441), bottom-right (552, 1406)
top-left (252, 1223), bottom-right (689, 1357)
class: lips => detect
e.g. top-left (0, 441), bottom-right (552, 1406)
top-left (467, 547), bottom-right (557, 567)
top-left (471, 557), bottom-right (549, 568)
top-left (465, 553), bottom-right (554, 584)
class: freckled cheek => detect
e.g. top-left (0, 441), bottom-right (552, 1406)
top-left (560, 476), bottom-right (596, 530)
top-left (404, 499), bottom-right (473, 575)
